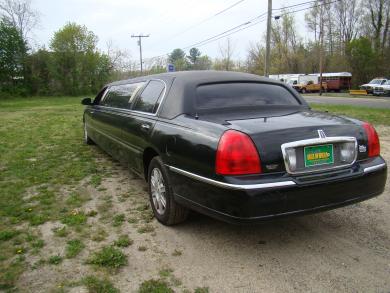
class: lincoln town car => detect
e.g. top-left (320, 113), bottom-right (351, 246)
top-left (81, 71), bottom-right (387, 225)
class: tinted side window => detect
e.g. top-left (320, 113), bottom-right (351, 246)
top-left (132, 80), bottom-right (165, 113)
top-left (101, 83), bottom-right (145, 109)
top-left (196, 83), bottom-right (300, 110)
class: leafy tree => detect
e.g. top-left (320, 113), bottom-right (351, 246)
top-left (187, 47), bottom-right (201, 65)
top-left (168, 48), bottom-right (185, 63)
top-left (0, 19), bottom-right (27, 96)
top-left (346, 37), bottom-right (376, 86)
top-left (168, 48), bottom-right (188, 71)
top-left (25, 47), bottom-right (52, 95)
top-left (50, 22), bottom-right (110, 95)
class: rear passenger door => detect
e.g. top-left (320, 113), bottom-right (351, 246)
top-left (92, 82), bottom-right (145, 162)
top-left (122, 80), bottom-right (166, 173)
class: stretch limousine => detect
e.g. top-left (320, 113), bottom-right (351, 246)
top-left (82, 71), bottom-right (387, 225)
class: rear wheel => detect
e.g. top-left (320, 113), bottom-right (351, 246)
top-left (301, 88), bottom-right (306, 94)
top-left (83, 122), bottom-right (94, 145)
top-left (148, 157), bottom-right (188, 225)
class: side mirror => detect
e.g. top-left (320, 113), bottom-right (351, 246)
top-left (81, 98), bottom-right (92, 105)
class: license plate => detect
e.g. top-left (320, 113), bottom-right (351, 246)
top-left (304, 144), bottom-right (334, 167)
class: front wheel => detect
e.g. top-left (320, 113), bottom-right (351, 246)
top-left (148, 157), bottom-right (189, 225)
top-left (301, 88), bottom-right (306, 94)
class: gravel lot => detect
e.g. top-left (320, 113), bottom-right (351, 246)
top-left (19, 127), bottom-right (390, 292)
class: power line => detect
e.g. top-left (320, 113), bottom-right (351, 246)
top-left (272, 0), bottom-right (316, 11)
top-left (144, 0), bottom-right (338, 66)
top-left (149, 0), bottom-right (247, 47)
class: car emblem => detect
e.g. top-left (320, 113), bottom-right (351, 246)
top-left (359, 145), bottom-right (367, 153)
top-left (317, 129), bottom-right (326, 139)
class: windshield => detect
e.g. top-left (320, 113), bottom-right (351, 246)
top-left (196, 83), bottom-right (300, 110)
top-left (369, 79), bottom-right (384, 84)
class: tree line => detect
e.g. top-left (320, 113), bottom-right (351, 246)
top-left (1, 0), bottom-right (389, 98)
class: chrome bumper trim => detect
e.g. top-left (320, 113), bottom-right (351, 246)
top-left (363, 163), bottom-right (386, 174)
top-left (167, 165), bottom-right (296, 190)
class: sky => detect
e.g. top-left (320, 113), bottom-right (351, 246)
top-left (31, 0), bottom-right (311, 64)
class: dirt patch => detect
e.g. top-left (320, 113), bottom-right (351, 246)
top-left (16, 128), bottom-right (390, 292)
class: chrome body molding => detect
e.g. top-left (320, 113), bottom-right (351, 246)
top-left (281, 136), bottom-right (358, 175)
top-left (363, 163), bottom-right (386, 174)
top-left (167, 165), bottom-right (296, 190)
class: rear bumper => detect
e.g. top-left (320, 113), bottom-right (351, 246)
top-left (168, 157), bottom-right (387, 224)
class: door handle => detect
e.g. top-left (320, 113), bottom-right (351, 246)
top-left (141, 124), bottom-right (150, 130)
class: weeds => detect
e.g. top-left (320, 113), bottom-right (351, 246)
top-left (82, 275), bottom-right (119, 293)
top-left (114, 235), bottom-right (133, 247)
top-left (112, 214), bottom-right (125, 227)
top-left (138, 279), bottom-right (174, 293)
top-left (87, 246), bottom-right (127, 269)
top-left (48, 255), bottom-right (63, 265)
top-left (65, 239), bottom-right (85, 258)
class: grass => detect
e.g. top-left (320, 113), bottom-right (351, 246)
top-left (112, 214), bottom-right (125, 227)
top-left (310, 104), bottom-right (390, 126)
top-left (82, 275), bottom-right (119, 293)
top-left (87, 246), bottom-right (127, 269)
top-left (194, 287), bottom-right (209, 293)
top-left (137, 224), bottom-right (155, 234)
top-left (114, 235), bottom-right (133, 247)
top-left (53, 226), bottom-right (69, 237)
top-left (138, 279), bottom-right (174, 293)
top-left (48, 255), bottom-right (63, 265)
top-left (65, 239), bottom-right (85, 258)
top-left (0, 96), bottom-right (98, 289)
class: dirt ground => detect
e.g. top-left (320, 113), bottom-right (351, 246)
top-left (18, 127), bottom-right (390, 293)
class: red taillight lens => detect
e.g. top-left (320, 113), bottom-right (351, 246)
top-left (216, 130), bottom-right (262, 175)
top-left (362, 122), bottom-right (380, 157)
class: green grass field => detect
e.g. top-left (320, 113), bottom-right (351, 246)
top-left (0, 96), bottom-right (389, 291)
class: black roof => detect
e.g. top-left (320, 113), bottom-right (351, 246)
top-left (106, 70), bottom-right (307, 119)
top-left (107, 70), bottom-right (281, 86)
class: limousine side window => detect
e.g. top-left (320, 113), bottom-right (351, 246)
top-left (101, 83), bottom-right (145, 109)
top-left (132, 80), bottom-right (165, 113)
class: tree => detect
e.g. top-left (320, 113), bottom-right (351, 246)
top-left (0, 0), bottom-right (39, 41)
top-left (168, 48), bottom-right (185, 64)
top-left (0, 19), bottom-right (27, 96)
top-left (168, 48), bottom-right (188, 71)
top-left (50, 22), bottom-right (110, 95)
top-left (346, 37), bottom-right (376, 86)
top-left (217, 38), bottom-right (235, 71)
top-left (187, 47), bottom-right (201, 65)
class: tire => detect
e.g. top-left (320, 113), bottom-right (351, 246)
top-left (83, 122), bottom-right (94, 145)
top-left (301, 88), bottom-right (306, 94)
top-left (147, 157), bottom-right (189, 225)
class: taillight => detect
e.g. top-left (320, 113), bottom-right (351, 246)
top-left (216, 130), bottom-right (262, 175)
top-left (362, 122), bottom-right (380, 157)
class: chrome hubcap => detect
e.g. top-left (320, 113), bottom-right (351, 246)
top-left (150, 168), bottom-right (166, 215)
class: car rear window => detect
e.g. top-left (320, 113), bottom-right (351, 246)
top-left (196, 83), bottom-right (300, 110)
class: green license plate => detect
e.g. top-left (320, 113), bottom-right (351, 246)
top-left (304, 144), bottom-right (334, 167)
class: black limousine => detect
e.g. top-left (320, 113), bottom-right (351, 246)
top-left (82, 71), bottom-right (387, 225)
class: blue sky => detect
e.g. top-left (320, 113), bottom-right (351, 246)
top-left (32, 0), bottom-right (311, 61)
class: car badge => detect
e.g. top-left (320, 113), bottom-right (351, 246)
top-left (317, 129), bottom-right (326, 139)
top-left (359, 145), bottom-right (367, 153)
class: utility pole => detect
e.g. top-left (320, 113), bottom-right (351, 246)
top-left (264, 0), bottom-right (272, 77)
top-left (131, 34), bottom-right (150, 73)
top-left (319, 0), bottom-right (324, 96)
